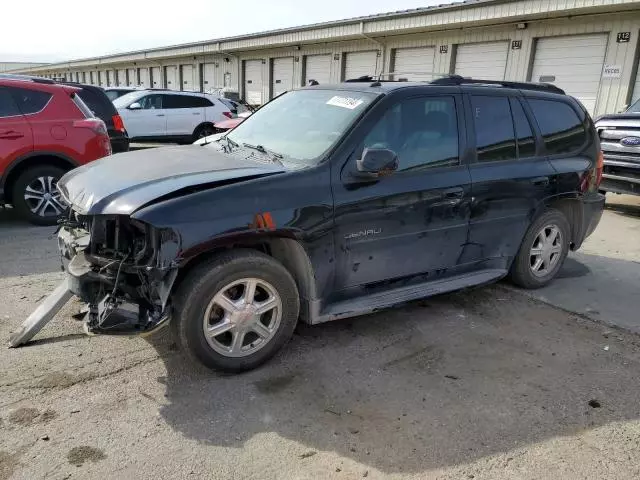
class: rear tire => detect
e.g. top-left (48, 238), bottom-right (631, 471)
top-left (509, 209), bottom-right (571, 289)
top-left (192, 123), bottom-right (216, 143)
top-left (172, 250), bottom-right (300, 372)
top-left (11, 166), bottom-right (68, 226)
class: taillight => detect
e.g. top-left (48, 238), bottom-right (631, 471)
top-left (112, 114), bottom-right (126, 133)
top-left (581, 150), bottom-right (604, 193)
top-left (595, 150), bottom-right (604, 187)
top-left (73, 118), bottom-right (107, 136)
top-left (222, 111), bottom-right (233, 119)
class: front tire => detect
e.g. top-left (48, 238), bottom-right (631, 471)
top-left (509, 209), bottom-right (571, 289)
top-left (172, 250), bottom-right (300, 372)
top-left (11, 166), bottom-right (68, 226)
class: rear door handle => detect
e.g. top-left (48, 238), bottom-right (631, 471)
top-left (156, 114), bottom-right (165, 117)
top-left (443, 187), bottom-right (464, 199)
top-left (531, 176), bottom-right (549, 186)
top-left (0, 130), bottom-right (24, 140)
top-left (192, 112), bottom-right (201, 115)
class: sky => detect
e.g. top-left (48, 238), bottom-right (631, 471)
top-left (1, 0), bottom-right (456, 63)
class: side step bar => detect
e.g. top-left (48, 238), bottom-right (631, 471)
top-left (315, 269), bottom-right (507, 324)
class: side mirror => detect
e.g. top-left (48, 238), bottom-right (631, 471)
top-left (128, 102), bottom-right (142, 110)
top-left (353, 148), bottom-right (398, 180)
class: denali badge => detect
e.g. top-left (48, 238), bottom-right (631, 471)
top-left (344, 228), bottom-right (382, 240)
top-left (620, 136), bottom-right (640, 146)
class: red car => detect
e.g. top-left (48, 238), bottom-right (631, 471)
top-left (0, 78), bottom-right (111, 224)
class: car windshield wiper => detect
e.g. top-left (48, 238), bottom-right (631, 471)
top-left (242, 142), bottom-right (284, 164)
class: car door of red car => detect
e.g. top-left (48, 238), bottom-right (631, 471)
top-left (0, 87), bottom-right (33, 172)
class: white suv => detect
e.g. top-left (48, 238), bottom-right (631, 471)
top-left (113, 90), bottom-right (232, 142)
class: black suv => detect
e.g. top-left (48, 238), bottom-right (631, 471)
top-left (59, 82), bottom-right (130, 153)
top-left (20, 76), bottom-right (605, 372)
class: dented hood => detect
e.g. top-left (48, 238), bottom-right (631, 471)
top-left (58, 145), bottom-right (285, 215)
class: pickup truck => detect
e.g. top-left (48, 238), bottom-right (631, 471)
top-left (595, 99), bottom-right (640, 196)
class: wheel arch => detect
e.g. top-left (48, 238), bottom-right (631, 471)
top-left (2, 152), bottom-right (77, 203)
top-left (540, 194), bottom-right (584, 250)
top-left (172, 234), bottom-right (319, 323)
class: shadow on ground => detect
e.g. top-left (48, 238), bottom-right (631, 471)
top-left (148, 286), bottom-right (640, 474)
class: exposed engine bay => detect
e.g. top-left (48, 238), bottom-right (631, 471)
top-left (56, 213), bottom-right (180, 336)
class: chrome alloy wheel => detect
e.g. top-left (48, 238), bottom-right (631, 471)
top-left (529, 224), bottom-right (563, 277)
top-left (202, 278), bottom-right (282, 357)
top-left (23, 176), bottom-right (66, 217)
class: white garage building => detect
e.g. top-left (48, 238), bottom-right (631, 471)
top-left (10, 0), bottom-right (640, 116)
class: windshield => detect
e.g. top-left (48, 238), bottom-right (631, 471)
top-left (226, 89), bottom-right (377, 164)
top-left (626, 99), bottom-right (640, 113)
top-left (105, 90), bottom-right (124, 101)
top-left (113, 91), bottom-right (145, 108)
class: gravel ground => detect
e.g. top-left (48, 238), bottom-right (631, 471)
top-left (0, 196), bottom-right (639, 480)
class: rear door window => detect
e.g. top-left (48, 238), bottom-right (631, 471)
top-left (470, 95), bottom-right (516, 162)
top-left (9, 87), bottom-right (52, 115)
top-left (163, 95), bottom-right (192, 109)
top-left (527, 99), bottom-right (586, 154)
top-left (511, 98), bottom-right (536, 158)
top-left (0, 87), bottom-right (22, 117)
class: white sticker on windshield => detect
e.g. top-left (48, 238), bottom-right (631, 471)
top-left (326, 96), bottom-right (364, 109)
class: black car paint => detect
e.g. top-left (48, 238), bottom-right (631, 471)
top-left (59, 83), bottom-right (604, 330)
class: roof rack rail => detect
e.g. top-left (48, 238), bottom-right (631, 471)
top-left (430, 75), bottom-right (565, 94)
top-left (0, 73), bottom-right (55, 85)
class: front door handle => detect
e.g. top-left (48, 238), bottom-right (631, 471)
top-left (156, 114), bottom-right (165, 117)
top-left (531, 176), bottom-right (549, 186)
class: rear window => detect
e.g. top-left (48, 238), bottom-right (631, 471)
top-left (9, 87), bottom-right (52, 115)
top-left (76, 88), bottom-right (116, 120)
top-left (71, 94), bottom-right (95, 118)
top-left (527, 99), bottom-right (586, 155)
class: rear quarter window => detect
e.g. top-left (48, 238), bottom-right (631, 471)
top-left (71, 94), bottom-right (95, 118)
top-left (9, 87), bottom-right (52, 114)
top-left (527, 98), bottom-right (586, 155)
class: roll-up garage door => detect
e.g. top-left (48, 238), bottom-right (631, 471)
top-left (164, 66), bottom-right (177, 89)
top-left (530, 34), bottom-right (608, 114)
top-left (272, 57), bottom-right (294, 98)
top-left (181, 65), bottom-right (194, 91)
top-left (344, 51), bottom-right (378, 80)
top-left (455, 41), bottom-right (509, 80)
top-left (304, 54), bottom-right (331, 85)
top-left (106, 70), bottom-right (114, 87)
top-left (138, 68), bottom-right (149, 88)
top-left (393, 47), bottom-right (436, 81)
top-left (150, 67), bottom-right (161, 88)
top-left (203, 64), bottom-right (215, 91)
top-left (127, 68), bottom-right (136, 86)
top-left (244, 60), bottom-right (264, 105)
top-left (117, 69), bottom-right (126, 86)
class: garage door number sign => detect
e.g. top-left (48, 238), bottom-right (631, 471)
top-left (617, 32), bottom-right (631, 43)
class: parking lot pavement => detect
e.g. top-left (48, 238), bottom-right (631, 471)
top-left (522, 194), bottom-right (640, 333)
top-left (1, 202), bottom-right (639, 479)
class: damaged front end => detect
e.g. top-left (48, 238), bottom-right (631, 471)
top-left (60, 213), bottom-right (180, 336)
top-left (10, 212), bottom-right (181, 347)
